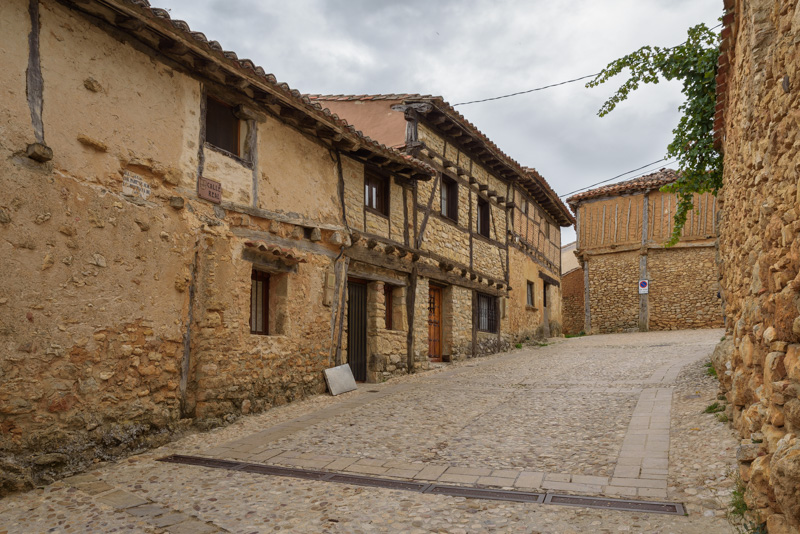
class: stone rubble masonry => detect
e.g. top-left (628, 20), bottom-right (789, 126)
top-left (562, 268), bottom-right (584, 336)
top-left (711, 0), bottom-right (800, 530)
top-left (0, 0), bottom-right (567, 497)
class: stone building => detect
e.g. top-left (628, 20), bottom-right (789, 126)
top-left (560, 241), bottom-right (584, 336)
top-left (312, 95), bottom-right (574, 350)
top-left (567, 169), bottom-right (723, 334)
top-left (0, 0), bottom-right (571, 492)
top-left (710, 1), bottom-right (800, 531)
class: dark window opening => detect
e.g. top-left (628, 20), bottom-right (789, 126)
top-left (522, 199), bottom-right (528, 215)
top-left (543, 282), bottom-right (549, 308)
top-left (477, 292), bottom-right (498, 333)
top-left (545, 222), bottom-right (551, 240)
top-left (365, 171), bottom-right (388, 215)
top-left (250, 270), bottom-right (270, 335)
top-left (206, 96), bottom-right (240, 156)
top-left (477, 197), bottom-right (490, 238)
top-left (384, 284), bottom-right (393, 330)
top-left (441, 176), bottom-right (458, 222)
top-left (526, 281), bottom-right (535, 307)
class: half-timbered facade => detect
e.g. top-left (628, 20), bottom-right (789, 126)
top-left (314, 95), bottom-right (574, 363)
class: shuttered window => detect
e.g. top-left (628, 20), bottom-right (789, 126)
top-left (526, 281), bottom-right (535, 307)
top-left (206, 96), bottom-right (240, 156)
top-left (477, 197), bottom-right (490, 237)
top-left (441, 176), bottom-right (458, 222)
top-left (365, 171), bottom-right (388, 215)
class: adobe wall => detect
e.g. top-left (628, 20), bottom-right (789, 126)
top-left (562, 268), bottom-right (585, 336)
top-left (0, 0), bottom-right (351, 493)
top-left (711, 1), bottom-right (800, 531)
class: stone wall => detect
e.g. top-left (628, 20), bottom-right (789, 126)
top-left (586, 251), bottom-right (641, 333)
top-left (711, 1), bottom-right (800, 530)
top-left (562, 268), bottom-right (585, 336)
top-left (648, 247), bottom-right (723, 331)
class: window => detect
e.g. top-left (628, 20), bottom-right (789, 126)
top-left (521, 199), bottom-right (528, 215)
top-left (477, 197), bottom-right (490, 237)
top-left (384, 284), bottom-right (394, 330)
top-left (206, 96), bottom-right (241, 156)
top-left (526, 281), bottom-right (535, 307)
top-left (365, 170), bottom-right (388, 215)
top-left (477, 292), bottom-right (498, 332)
top-left (545, 221), bottom-right (551, 240)
top-left (441, 176), bottom-right (458, 222)
top-left (543, 282), bottom-right (549, 308)
top-left (250, 270), bottom-right (269, 334)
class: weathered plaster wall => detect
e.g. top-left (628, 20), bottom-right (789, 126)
top-left (710, 1), bottom-right (800, 531)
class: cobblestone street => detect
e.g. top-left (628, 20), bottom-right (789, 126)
top-left (0, 329), bottom-right (740, 533)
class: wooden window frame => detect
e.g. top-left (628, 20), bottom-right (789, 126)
top-left (205, 95), bottom-right (241, 157)
top-left (441, 176), bottom-right (458, 223)
top-left (364, 170), bottom-right (389, 216)
top-left (250, 269), bottom-right (270, 335)
top-left (477, 197), bottom-right (490, 238)
top-left (477, 292), bottom-right (498, 333)
top-left (526, 281), bottom-right (535, 308)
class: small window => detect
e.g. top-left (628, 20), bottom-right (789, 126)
top-left (441, 176), bottom-right (458, 222)
top-left (477, 293), bottom-right (498, 333)
top-left (521, 199), bottom-right (529, 216)
top-left (477, 197), bottom-right (490, 238)
top-left (384, 284), bottom-right (393, 330)
top-left (543, 282), bottom-right (549, 308)
top-left (365, 170), bottom-right (388, 215)
top-left (526, 281), bottom-right (535, 307)
top-left (206, 96), bottom-right (241, 156)
top-left (545, 222), bottom-right (551, 240)
top-left (250, 270), bottom-right (269, 335)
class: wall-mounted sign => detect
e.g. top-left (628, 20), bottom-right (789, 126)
top-left (198, 176), bottom-right (222, 204)
top-left (639, 280), bottom-right (649, 294)
top-left (122, 170), bottom-right (151, 200)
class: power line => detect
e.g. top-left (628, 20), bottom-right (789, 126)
top-left (453, 23), bottom-right (723, 107)
top-left (453, 74), bottom-right (600, 106)
top-left (558, 158), bottom-right (678, 199)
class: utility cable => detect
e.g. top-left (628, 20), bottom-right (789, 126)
top-left (453, 23), bottom-right (722, 107)
top-left (558, 158), bottom-right (678, 198)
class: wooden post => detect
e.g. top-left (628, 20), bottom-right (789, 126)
top-left (583, 259), bottom-right (591, 334)
top-left (639, 193), bottom-right (649, 332)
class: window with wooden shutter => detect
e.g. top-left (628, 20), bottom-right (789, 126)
top-left (477, 197), bottom-right (490, 237)
top-left (250, 270), bottom-right (270, 335)
top-left (441, 176), bottom-right (458, 222)
top-left (365, 170), bottom-right (389, 215)
top-left (206, 96), bottom-right (241, 156)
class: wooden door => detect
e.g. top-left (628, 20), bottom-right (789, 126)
top-left (347, 280), bottom-right (367, 381)
top-left (428, 286), bottom-right (442, 360)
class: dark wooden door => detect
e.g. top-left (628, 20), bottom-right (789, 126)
top-left (347, 281), bottom-right (368, 381)
top-left (428, 286), bottom-right (442, 360)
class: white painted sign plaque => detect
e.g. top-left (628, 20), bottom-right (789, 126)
top-left (639, 280), bottom-right (649, 294)
top-left (323, 364), bottom-right (357, 396)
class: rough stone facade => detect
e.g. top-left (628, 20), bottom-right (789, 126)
top-left (561, 267), bottom-right (584, 336)
top-left (568, 172), bottom-right (724, 334)
top-left (0, 0), bottom-right (434, 494)
top-left (710, 1), bottom-right (800, 531)
top-left (0, 0), bottom-right (575, 495)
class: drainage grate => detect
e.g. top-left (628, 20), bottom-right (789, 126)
top-left (158, 455), bottom-right (686, 516)
top-left (425, 484), bottom-right (545, 504)
top-left (327, 473), bottom-right (430, 491)
top-left (240, 463), bottom-right (332, 481)
top-left (158, 455), bottom-right (248, 471)
top-left (544, 494), bottom-right (685, 515)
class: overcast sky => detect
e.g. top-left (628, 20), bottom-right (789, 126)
top-left (154, 0), bottom-right (722, 243)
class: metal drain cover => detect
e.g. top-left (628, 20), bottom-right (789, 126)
top-left (158, 455), bottom-right (686, 516)
top-left (544, 493), bottom-right (686, 515)
top-left (426, 484), bottom-right (545, 503)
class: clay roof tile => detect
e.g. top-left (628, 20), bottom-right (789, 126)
top-left (566, 168), bottom-right (679, 207)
